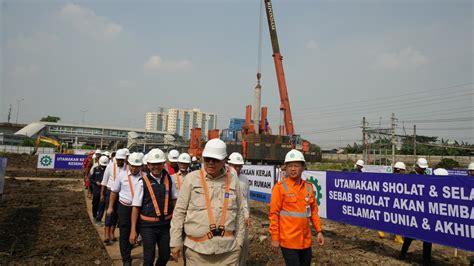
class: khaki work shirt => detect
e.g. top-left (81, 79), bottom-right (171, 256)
top-left (170, 166), bottom-right (245, 255)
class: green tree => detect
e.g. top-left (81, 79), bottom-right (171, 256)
top-left (40, 115), bottom-right (61, 122)
top-left (436, 158), bottom-right (460, 169)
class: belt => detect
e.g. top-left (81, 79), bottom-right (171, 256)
top-left (187, 230), bottom-right (235, 242)
top-left (119, 199), bottom-right (132, 207)
top-left (140, 214), bottom-right (172, 222)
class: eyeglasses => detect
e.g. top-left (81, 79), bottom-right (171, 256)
top-left (203, 157), bottom-right (222, 163)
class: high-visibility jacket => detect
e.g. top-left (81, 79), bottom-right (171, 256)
top-left (269, 177), bottom-right (322, 249)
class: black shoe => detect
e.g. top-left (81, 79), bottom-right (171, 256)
top-left (399, 252), bottom-right (407, 260)
top-left (123, 259), bottom-right (131, 266)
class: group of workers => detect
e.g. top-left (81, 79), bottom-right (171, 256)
top-left (83, 140), bottom-right (325, 266)
top-left (83, 141), bottom-right (474, 266)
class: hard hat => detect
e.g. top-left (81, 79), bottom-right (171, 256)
top-left (99, 155), bottom-right (109, 166)
top-left (355, 160), bottom-right (364, 167)
top-left (416, 158), bottom-right (428, 168)
top-left (394, 161), bottom-right (406, 170)
top-left (168, 149), bottom-right (180, 162)
top-left (284, 149), bottom-right (306, 164)
top-left (103, 151), bottom-right (111, 157)
top-left (142, 154), bottom-right (148, 165)
top-left (95, 149), bottom-right (101, 154)
top-left (433, 168), bottom-right (449, 176)
top-left (123, 148), bottom-right (130, 156)
top-left (192, 156), bottom-right (198, 162)
top-left (115, 149), bottom-right (127, 160)
top-left (178, 153), bottom-right (191, 164)
top-left (468, 162), bottom-right (474, 170)
top-left (202, 139), bottom-right (227, 160)
top-left (128, 152), bottom-right (144, 166)
top-left (147, 148), bottom-right (166, 164)
top-left (228, 152), bottom-right (244, 165)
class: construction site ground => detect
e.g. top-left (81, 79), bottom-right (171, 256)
top-left (0, 154), bottom-right (472, 265)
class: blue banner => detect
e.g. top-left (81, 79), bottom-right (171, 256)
top-left (54, 154), bottom-right (87, 170)
top-left (324, 171), bottom-right (474, 251)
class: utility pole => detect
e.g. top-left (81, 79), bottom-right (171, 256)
top-left (391, 113), bottom-right (396, 166)
top-left (413, 124), bottom-right (417, 163)
top-left (362, 117), bottom-right (367, 163)
top-left (16, 98), bottom-right (24, 124)
top-left (7, 104), bottom-right (12, 123)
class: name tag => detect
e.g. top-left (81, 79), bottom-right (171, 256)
top-left (224, 192), bottom-right (230, 198)
top-left (306, 205), bottom-right (311, 218)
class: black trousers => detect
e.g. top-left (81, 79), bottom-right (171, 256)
top-left (117, 203), bottom-right (133, 264)
top-left (92, 186), bottom-right (101, 219)
top-left (401, 237), bottom-right (432, 265)
top-left (140, 224), bottom-right (171, 266)
top-left (281, 247), bottom-right (312, 266)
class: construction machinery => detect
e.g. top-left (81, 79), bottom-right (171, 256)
top-left (31, 136), bottom-right (74, 155)
top-left (188, 0), bottom-right (321, 164)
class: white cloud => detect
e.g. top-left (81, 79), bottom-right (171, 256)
top-left (59, 3), bottom-right (122, 40)
top-left (8, 64), bottom-right (38, 78)
top-left (7, 32), bottom-right (60, 52)
top-left (305, 40), bottom-right (319, 50)
top-left (372, 47), bottom-right (428, 70)
top-left (144, 55), bottom-right (191, 71)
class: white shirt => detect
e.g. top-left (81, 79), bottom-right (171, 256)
top-left (238, 174), bottom-right (250, 219)
top-left (101, 162), bottom-right (128, 189)
top-left (132, 172), bottom-right (178, 207)
top-left (111, 170), bottom-right (142, 206)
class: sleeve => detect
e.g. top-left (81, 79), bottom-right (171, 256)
top-left (309, 184), bottom-right (323, 232)
top-left (89, 164), bottom-right (96, 175)
top-left (101, 164), bottom-right (111, 186)
top-left (170, 175), bottom-right (178, 200)
top-left (239, 177), bottom-right (250, 219)
top-left (170, 172), bottom-right (193, 248)
top-left (111, 174), bottom-right (121, 193)
top-left (269, 184), bottom-right (283, 242)
top-left (234, 174), bottom-right (245, 248)
top-left (132, 179), bottom-right (144, 207)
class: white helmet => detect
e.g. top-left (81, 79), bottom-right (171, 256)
top-left (416, 158), bottom-right (428, 168)
top-left (123, 148), bottom-right (130, 156)
top-left (355, 160), bottom-right (364, 167)
top-left (192, 156), bottom-right (198, 162)
top-left (178, 153), bottom-right (192, 164)
top-left (142, 154), bottom-right (148, 165)
top-left (202, 139), bottom-right (227, 160)
top-left (128, 152), bottom-right (144, 166)
top-left (147, 148), bottom-right (166, 164)
top-left (99, 155), bottom-right (109, 166)
top-left (115, 149), bottom-right (127, 160)
top-left (394, 161), bottom-right (406, 170)
top-left (228, 152), bottom-right (244, 165)
top-left (433, 168), bottom-right (449, 176)
top-left (284, 149), bottom-right (305, 164)
top-left (95, 149), bottom-right (101, 154)
top-left (168, 149), bottom-right (180, 162)
top-left (103, 151), bottom-right (111, 157)
top-left (468, 162), bottom-right (474, 170)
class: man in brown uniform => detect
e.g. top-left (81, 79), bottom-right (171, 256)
top-left (170, 139), bottom-right (245, 265)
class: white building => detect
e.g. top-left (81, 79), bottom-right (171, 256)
top-left (146, 108), bottom-right (216, 141)
top-left (145, 111), bottom-right (168, 132)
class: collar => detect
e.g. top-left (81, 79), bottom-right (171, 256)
top-left (204, 167), bottom-right (227, 180)
top-left (285, 177), bottom-right (304, 187)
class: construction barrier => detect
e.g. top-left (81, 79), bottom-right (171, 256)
top-left (302, 171), bottom-right (474, 252)
top-left (240, 165), bottom-right (276, 203)
top-left (37, 153), bottom-right (87, 170)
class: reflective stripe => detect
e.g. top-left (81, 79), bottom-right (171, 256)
top-left (280, 210), bottom-right (307, 218)
top-left (305, 182), bottom-right (311, 193)
top-left (282, 181), bottom-right (289, 192)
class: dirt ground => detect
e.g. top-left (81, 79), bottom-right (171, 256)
top-left (0, 178), bottom-right (111, 265)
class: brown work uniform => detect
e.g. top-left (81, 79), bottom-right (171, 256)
top-left (170, 166), bottom-right (245, 265)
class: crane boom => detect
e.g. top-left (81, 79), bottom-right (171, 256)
top-left (263, 0), bottom-right (295, 136)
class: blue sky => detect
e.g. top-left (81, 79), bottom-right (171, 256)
top-left (1, 0), bottom-right (472, 148)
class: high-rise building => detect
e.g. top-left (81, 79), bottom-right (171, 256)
top-left (145, 110), bottom-right (168, 131)
top-left (145, 108), bottom-right (217, 141)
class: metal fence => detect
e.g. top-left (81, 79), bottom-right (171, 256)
top-left (0, 145), bottom-right (54, 154)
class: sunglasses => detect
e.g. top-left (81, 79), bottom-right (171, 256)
top-left (203, 157), bottom-right (222, 163)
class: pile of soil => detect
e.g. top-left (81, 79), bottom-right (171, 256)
top-left (246, 202), bottom-right (473, 265)
top-left (2, 153), bottom-right (83, 178)
top-left (0, 179), bottom-right (111, 264)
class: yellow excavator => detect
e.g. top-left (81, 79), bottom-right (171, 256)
top-left (31, 136), bottom-right (74, 154)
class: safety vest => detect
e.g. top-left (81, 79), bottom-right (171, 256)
top-left (139, 171), bottom-right (173, 226)
top-left (187, 169), bottom-right (235, 242)
top-left (280, 180), bottom-right (312, 219)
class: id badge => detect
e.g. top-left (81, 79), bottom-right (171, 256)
top-left (306, 205), bottom-right (311, 217)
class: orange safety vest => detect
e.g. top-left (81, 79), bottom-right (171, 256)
top-left (187, 169), bottom-right (235, 242)
top-left (140, 172), bottom-right (172, 222)
top-left (269, 178), bottom-right (322, 249)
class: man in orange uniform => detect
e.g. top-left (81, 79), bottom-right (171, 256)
top-left (269, 149), bottom-right (324, 266)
